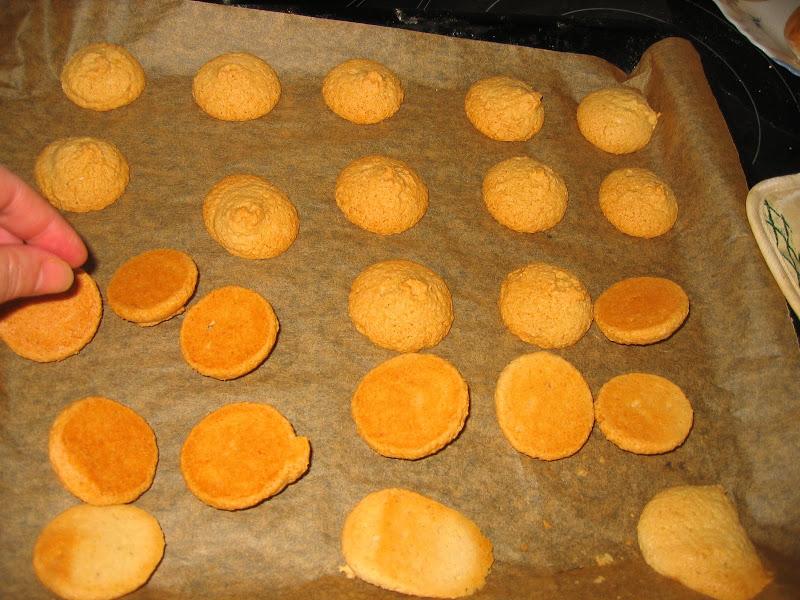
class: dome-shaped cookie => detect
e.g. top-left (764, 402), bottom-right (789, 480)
top-left (349, 260), bottom-right (453, 353)
top-left (465, 76), bottom-right (544, 142)
top-left (599, 168), bottom-right (678, 238)
top-left (577, 86), bottom-right (658, 154)
top-left (322, 58), bottom-right (404, 124)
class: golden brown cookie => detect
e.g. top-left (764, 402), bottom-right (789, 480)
top-left (107, 249), bottom-right (198, 326)
top-left (335, 155), bottom-right (428, 235)
top-left (342, 488), bottom-right (493, 598)
top-left (181, 402), bottom-right (310, 510)
top-left (35, 137), bottom-right (129, 212)
top-left (60, 42), bottom-right (146, 111)
top-left (180, 285), bottom-right (278, 380)
top-left (482, 156), bottom-right (568, 233)
top-left (595, 373), bottom-right (693, 454)
top-left (638, 485), bottom-right (772, 600)
top-left (495, 352), bottom-right (594, 460)
top-left (352, 353), bottom-right (469, 459)
top-left (33, 504), bottom-right (164, 600)
top-left (0, 269), bottom-right (101, 362)
top-left (322, 58), bottom-right (404, 124)
top-left (499, 262), bottom-right (592, 349)
top-left (49, 396), bottom-right (158, 505)
top-left (594, 276), bottom-right (689, 345)
top-left (192, 52), bottom-right (281, 121)
top-left (599, 168), bottom-right (678, 238)
top-left (348, 259), bottom-right (453, 352)
top-left (464, 76), bottom-right (544, 142)
top-left (576, 86), bottom-right (659, 154)
top-left (203, 174), bottom-right (299, 259)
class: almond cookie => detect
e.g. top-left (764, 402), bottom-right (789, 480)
top-left (577, 86), bottom-right (659, 154)
top-left (599, 168), bottom-right (678, 238)
top-left (180, 285), bottom-right (278, 380)
top-left (499, 262), bottom-right (592, 349)
top-left (107, 249), bottom-right (198, 326)
top-left (192, 52), bottom-right (281, 121)
top-left (33, 504), bottom-right (165, 600)
top-left (594, 276), bottom-right (689, 345)
top-left (60, 42), bottom-right (146, 111)
top-left (322, 58), bottom-right (404, 124)
top-left (181, 402), bottom-right (310, 510)
top-left (482, 156), bottom-right (567, 233)
top-left (638, 485), bottom-right (772, 600)
top-left (0, 269), bottom-right (101, 362)
top-left (335, 155), bottom-right (428, 235)
top-left (495, 352), bottom-right (594, 460)
top-left (203, 174), bottom-right (299, 259)
top-left (35, 137), bottom-right (129, 212)
top-left (49, 396), bottom-right (158, 505)
top-left (342, 488), bottom-right (493, 598)
top-left (352, 353), bottom-right (468, 459)
top-left (349, 259), bottom-right (453, 353)
top-left (464, 76), bottom-right (544, 142)
top-left (595, 373), bottom-right (693, 454)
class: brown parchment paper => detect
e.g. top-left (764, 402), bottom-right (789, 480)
top-left (1, 1), bottom-right (800, 598)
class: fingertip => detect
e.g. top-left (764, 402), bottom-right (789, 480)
top-left (35, 258), bottom-right (75, 295)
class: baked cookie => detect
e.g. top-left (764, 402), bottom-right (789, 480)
top-left (322, 58), bottom-right (404, 124)
top-left (499, 262), bottom-right (592, 349)
top-left (335, 155), bottom-right (428, 235)
top-left (33, 504), bottom-right (164, 600)
top-left (348, 259), bottom-right (453, 352)
top-left (595, 373), bottom-right (693, 454)
top-left (638, 485), bottom-right (772, 600)
top-left (35, 137), bottom-right (129, 212)
top-left (482, 156), bottom-right (568, 233)
top-left (352, 353), bottom-right (469, 459)
top-left (594, 276), bottom-right (689, 345)
top-left (107, 249), bottom-right (198, 326)
top-left (203, 174), bottom-right (299, 259)
top-left (192, 52), bottom-right (281, 121)
top-left (0, 269), bottom-right (101, 362)
top-left (49, 396), bottom-right (158, 505)
top-left (576, 86), bottom-right (658, 154)
top-left (495, 352), bottom-right (594, 460)
top-left (181, 402), bottom-right (310, 510)
top-left (464, 76), bottom-right (544, 142)
top-left (599, 168), bottom-right (678, 238)
top-left (60, 42), bottom-right (146, 111)
top-left (342, 488), bottom-right (493, 598)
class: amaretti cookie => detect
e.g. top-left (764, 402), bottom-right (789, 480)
top-left (465, 76), bottom-right (544, 141)
top-left (322, 58), bottom-right (404, 124)
top-left (60, 42), bottom-right (145, 111)
top-left (577, 86), bottom-right (658, 154)
top-left (599, 168), bottom-right (678, 238)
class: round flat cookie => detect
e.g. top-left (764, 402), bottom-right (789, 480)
top-left (322, 58), bottom-right (404, 124)
top-left (599, 168), bottom-right (678, 238)
top-left (181, 402), bottom-right (310, 510)
top-left (495, 352), bottom-right (594, 460)
top-left (577, 86), bottom-right (658, 154)
top-left (465, 76), bottom-right (544, 142)
top-left (0, 270), bottom-right (102, 362)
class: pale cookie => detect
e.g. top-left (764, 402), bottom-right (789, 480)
top-left (33, 504), bottom-right (164, 600)
top-left (192, 52), bottom-right (281, 121)
top-left (107, 249), bottom-right (198, 326)
top-left (203, 174), bottom-right (299, 259)
top-left (0, 270), bottom-right (101, 362)
top-left (495, 352), bottom-right (594, 460)
top-left (594, 276), bottom-right (689, 345)
top-left (349, 259), bottom-right (453, 352)
top-left (335, 155), bottom-right (428, 235)
top-left (61, 42), bottom-right (145, 111)
top-left (180, 285), bottom-right (278, 380)
top-left (322, 58), bottom-right (404, 124)
top-left (599, 168), bottom-right (678, 238)
top-left (638, 485), bottom-right (772, 600)
top-left (181, 402), bottom-right (310, 510)
top-left (577, 86), bottom-right (659, 154)
top-left (342, 488), bottom-right (493, 598)
top-left (352, 353), bottom-right (469, 459)
top-left (49, 396), bottom-right (158, 505)
top-left (595, 373), bottom-right (693, 454)
top-left (499, 262), bottom-right (592, 349)
top-left (464, 76), bottom-right (544, 142)
top-left (482, 156), bottom-right (568, 233)
top-left (35, 137), bottom-right (129, 212)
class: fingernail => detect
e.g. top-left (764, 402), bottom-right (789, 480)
top-left (35, 259), bottom-right (75, 295)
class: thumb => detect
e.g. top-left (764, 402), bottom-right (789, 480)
top-left (0, 244), bottom-right (75, 304)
